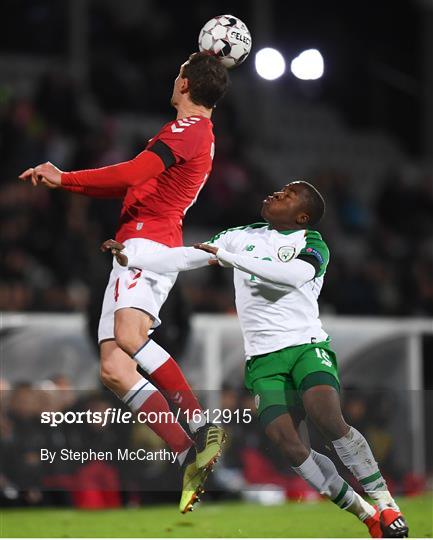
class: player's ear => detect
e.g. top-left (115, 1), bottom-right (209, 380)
top-left (180, 76), bottom-right (190, 94)
top-left (297, 212), bottom-right (309, 226)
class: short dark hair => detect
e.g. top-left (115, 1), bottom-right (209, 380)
top-left (296, 181), bottom-right (326, 226)
top-left (182, 52), bottom-right (230, 109)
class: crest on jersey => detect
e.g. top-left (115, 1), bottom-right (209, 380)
top-left (277, 245), bottom-right (296, 262)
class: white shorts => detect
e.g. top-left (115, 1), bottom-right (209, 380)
top-left (98, 238), bottom-right (178, 343)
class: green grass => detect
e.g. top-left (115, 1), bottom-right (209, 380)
top-left (1, 494), bottom-right (432, 538)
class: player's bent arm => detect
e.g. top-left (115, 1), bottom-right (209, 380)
top-left (126, 246), bottom-right (212, 273)
top-left (61, 150), bottom-right (165, 189)
top-left (216, 249), bottom-right (315, 288)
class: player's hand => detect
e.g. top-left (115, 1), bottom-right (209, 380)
top-left (40, 178), bottom-right (59, 189)
top-left (101, 239), bottom-right (128, 266)
top-left (19, 161), bottom-right (63, 187)
top-left (194, 243), bottom-right (220, 265)
top-left (18, 167), bottom-right (39, 187)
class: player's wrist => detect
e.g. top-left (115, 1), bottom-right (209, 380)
top-left (60, 171), bottom-right (68, 186)
top-left (216, 248), bottom-right (235, 267)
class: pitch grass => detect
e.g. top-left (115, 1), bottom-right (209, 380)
top-left (1, 494), bottom-right (432, 538)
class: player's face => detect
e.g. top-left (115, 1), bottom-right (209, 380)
top-left (261, 182), bottom-right (309, 226)
top-left (170, 62), bottom-right (189, 108)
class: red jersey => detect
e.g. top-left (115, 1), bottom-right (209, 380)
top-left (117, 116), bottom-right (214, 246)
top-left (62, 115), bottom-right (215, 247)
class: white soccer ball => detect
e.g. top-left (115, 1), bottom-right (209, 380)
top-left (198, 14), bottom-right (252, 69)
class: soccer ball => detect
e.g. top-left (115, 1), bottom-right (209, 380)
top-left (198, 15), bottom-right (252, 68)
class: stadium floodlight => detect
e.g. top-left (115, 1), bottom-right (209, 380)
top-left (255, 47), bottom-right (286, 80)
top-left (290, 49), bottom-right (324, 80)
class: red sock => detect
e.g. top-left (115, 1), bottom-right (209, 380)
top-left (151, 357), bottom-right (203, 416)
top-left (136, 389), bottom-right (193, 454)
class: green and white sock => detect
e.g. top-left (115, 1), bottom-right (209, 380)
top-left (311, 450), bottom-right (375, 521)
top-left (332, 427), bottom-right (399, 511)
top-left (292, 450), bottom-right (375, 521)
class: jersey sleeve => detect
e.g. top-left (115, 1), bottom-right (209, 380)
top-left (297, 230), bottom-right (330, 277)
top-left (206, 226), bottom-right (244, 251)
top-left (125, 246), bottom-right (210, 273)
top-left (216, 251), bottom-right (315, 289)
top-left (62, 185), bottom-right (126, 199)
top-left (153, 120), bottom-right (206, 163)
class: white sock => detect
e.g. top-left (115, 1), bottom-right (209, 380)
top-left (188, 414), bottom-right (206, 433)
top-left (177, 447), bottom-right (190, 466)
top-left (332, 427), bottom-right (399, 511)
top-left (122, 379), bottom-right (156, 412)
top-left (292, 451), bottom-right (375, 522)
top-left (133, 339), bottom-right (170, 373)
top-left (311, 450), bottom-right (375, 521)
top-left (292, 451), bottom-right (358, 512)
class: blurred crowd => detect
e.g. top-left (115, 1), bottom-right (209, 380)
top-left (1, 376), bottom-right (424, 509)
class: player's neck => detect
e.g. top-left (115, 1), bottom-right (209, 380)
top-left (176, 103), bottom-right (212, 120)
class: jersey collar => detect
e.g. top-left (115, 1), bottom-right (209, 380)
top-left (267, 225), bottom-right (302, 235)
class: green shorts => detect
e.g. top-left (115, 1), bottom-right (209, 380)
top-left (244, 340), bottom-right (340, 425)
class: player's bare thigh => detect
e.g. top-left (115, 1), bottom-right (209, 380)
top-left (100, 339), bottom-right (143, 397)
top-left (114, 307), bottom-right (154, 356)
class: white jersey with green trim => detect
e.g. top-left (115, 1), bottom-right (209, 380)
top-left (207, 223), bottom-right (329, 356)
top-left (124, 222), bottom-right (330, 357)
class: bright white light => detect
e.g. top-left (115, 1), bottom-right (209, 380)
top-left (291, 49), bottom-right (324, 80)
top-left (255, 48), bottom-right (286, 80)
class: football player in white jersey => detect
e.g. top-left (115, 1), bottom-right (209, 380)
top-left (102, 181), bottom-right (408, 538)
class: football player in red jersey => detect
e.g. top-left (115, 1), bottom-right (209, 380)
top-left (19, 52), bottom-right (230, 513)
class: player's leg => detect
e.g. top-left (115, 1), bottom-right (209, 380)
top-left (114, 259), bottom-right (225, 469)
top-left (295, 342), bottom-right (408, 537)
top-left (263, 411), bottom-right (380, 535)
top-left (303, 385), bottom-right (408, 537)
top-left (131, 337), bottom-right (226, 468)
top-left (100, 339), bottom-right (193, 464)
top-left (98, 267), bottom-right (194, 465)
top-left (115, 308), bottom-right (205, 424)
top-left (245, 351), bottom-right (380, 535)
top-left (100, 339), bottom-right (205, 513)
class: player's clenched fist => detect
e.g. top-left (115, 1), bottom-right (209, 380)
top-left (19, 161), bottom-right (63, 188)
top-left (101, 239), bottom-right (128, 267)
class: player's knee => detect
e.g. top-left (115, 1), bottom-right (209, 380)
top-left (114, 327), bottom-right (145, 356)
top-left (114, 316), bottom-right (149, 356)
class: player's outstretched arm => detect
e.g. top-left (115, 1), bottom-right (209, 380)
top-left (100, 239), bottom-right (213, 273)
top-left (19, 162), bottom-right (126, 198)
top-left (195, 245), bottom-right (315, 288)
top-left (60, 150), bottom-right (165, 189)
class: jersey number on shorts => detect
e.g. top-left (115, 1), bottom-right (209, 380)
top-left (315, 347), bottom-right (332, 367)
